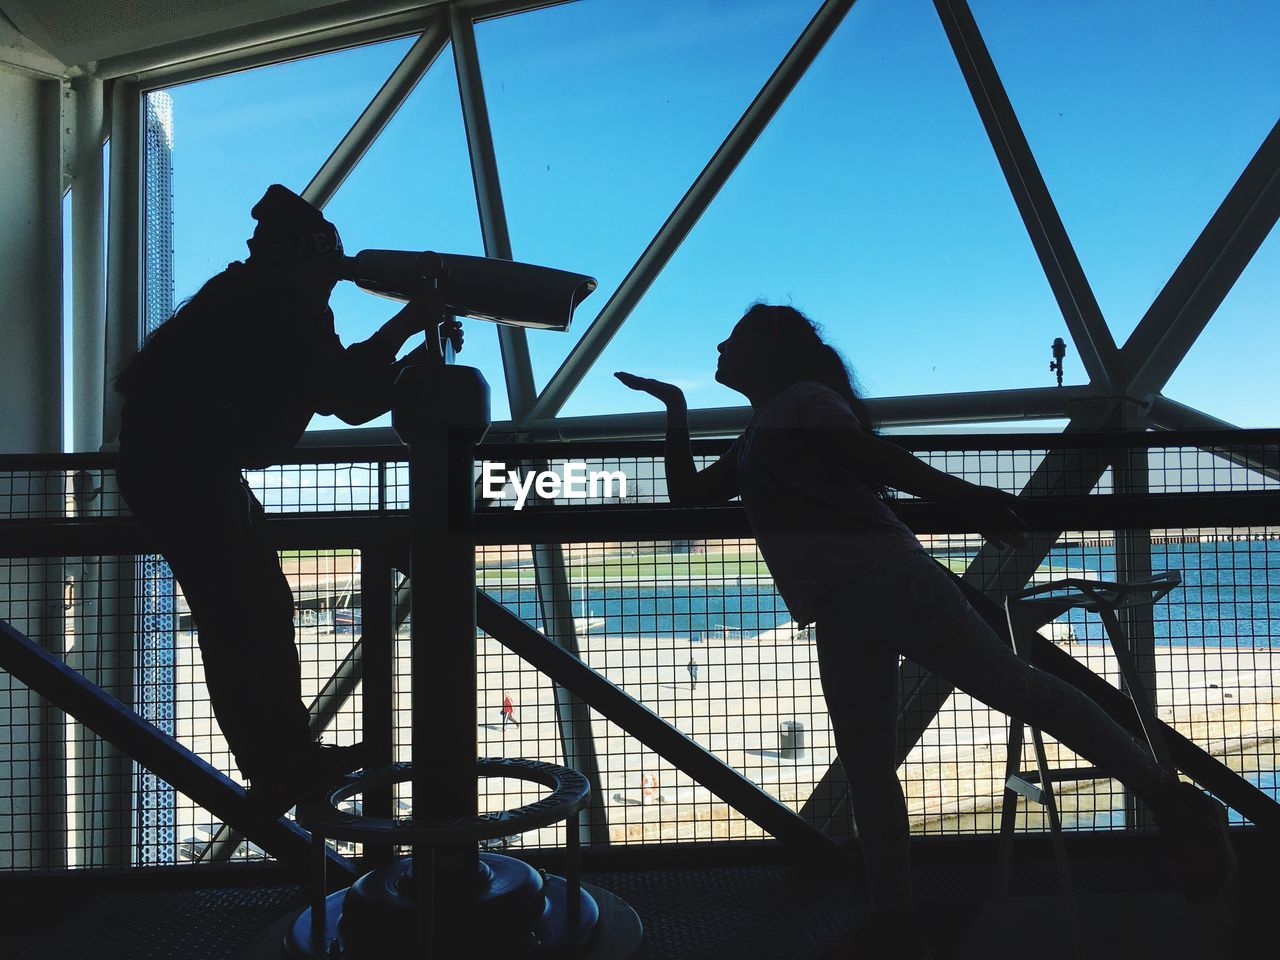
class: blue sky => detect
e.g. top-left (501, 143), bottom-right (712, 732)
top-left (156, 0), bottom-right (1278, 430)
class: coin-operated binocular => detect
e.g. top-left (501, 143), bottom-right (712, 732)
top-left (282, 252), bottom-right (644, 959)
top-left (339, 249), bottom-right (597, 361)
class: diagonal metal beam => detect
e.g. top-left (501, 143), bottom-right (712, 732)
top-left (957, 578), bottom-right (1280, 831)
top-left (476, 592), bottom-right (851, 866)
top-left (1145, 394), bottom-right (1238, 433)
top-left (513, 384), bottom-right (1097, 442)
top-left (1118, 118), bottom-right (1280, 398)
top-left (303, 21), bottom-right (449, 209)
top-left (520, 0), bottom-right (860, 425)
top-left (449, 5), bottom-right (538, 421)
top-left (933, 0), bottom-right (1120, 392)
top-left (110, 1), bottom-right (576, 89)
top-left (0, 618), bottom-right (356, 883)
top-left (1146, 394), bottom-right (1280, 483)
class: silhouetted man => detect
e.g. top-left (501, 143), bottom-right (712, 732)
top-left (115, 184), bottom-right (458, 813)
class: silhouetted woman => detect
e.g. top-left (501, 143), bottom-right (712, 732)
top-left (617, 303), bottom-right (1234, 956)
top-left (115, 184), bottom-right (458, 813)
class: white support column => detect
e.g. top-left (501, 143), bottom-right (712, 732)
top-left (102, 78), bottom-right (143, 450)
top-left (0, 65), bottom-right (67, 869)
top-left (94, 76), bottom-right (144, 867)
top-left (1113, 403), bottom-right (1157, 829)
top-left (0, 68), bottom-right (63, 453)
top-left (70, 74), bottom-right (107, 454)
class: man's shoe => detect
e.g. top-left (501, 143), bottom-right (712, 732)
top-left (1150, 780), bottom-right (1238, 907)
top-left (301, 741), bottom-right (370, 796)
top-left (246, 740), bottom-right (369, 818)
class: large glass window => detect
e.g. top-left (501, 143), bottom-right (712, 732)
top-left (567, 0), bottom-right (1073, 421)
top-left (136, 2), bottom-right (1278, 433)
top-left (318, 46), bottom-right (489, 427)
top-left (1162, 226), bottom-right (1278, 427)
top-left (163, 39), bottom-right (413, 299)
top-left (971, 0), bottom-right (1280, 346)
top-left (475, 0), bottom-right (827, 407)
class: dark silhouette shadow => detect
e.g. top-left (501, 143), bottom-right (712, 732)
top-left (114, 184), bottom-right (446, 809)
top-left (614, 302), bottom-right (1238, 943)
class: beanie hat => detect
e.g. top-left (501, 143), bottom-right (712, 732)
top-left (245, 184), bottom-right (343, 263)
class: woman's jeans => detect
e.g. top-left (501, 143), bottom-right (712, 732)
top-left (813, 549), bottom-right (1168, 911)
top-left (118, 460), bottom-right (312, 783)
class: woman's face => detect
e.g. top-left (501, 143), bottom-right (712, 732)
top-left (715, 315), bottom-right (769, 392)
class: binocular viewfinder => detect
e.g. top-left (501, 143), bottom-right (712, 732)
top-left (339, 250), bottom-right (597, 332)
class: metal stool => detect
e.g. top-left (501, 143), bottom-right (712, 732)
top-left (995, 571), bottom-right (1182, 955)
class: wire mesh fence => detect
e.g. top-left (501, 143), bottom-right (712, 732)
top-left (0, 431), bottom-right (1276, 870)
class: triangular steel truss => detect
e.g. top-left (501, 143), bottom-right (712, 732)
top-left (288, 0), bottom-right (1276, 438)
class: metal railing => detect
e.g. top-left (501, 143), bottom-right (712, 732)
top-left (0, 429), bottom-right (1276, 871)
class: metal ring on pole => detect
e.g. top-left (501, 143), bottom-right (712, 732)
top-left (297, 757), bottom-right (591, 845)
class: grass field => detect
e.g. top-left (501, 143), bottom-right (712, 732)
top-left (281, 545), bottom-right (1005, 587)
top-left (475, 550), bottom-right (974, 586)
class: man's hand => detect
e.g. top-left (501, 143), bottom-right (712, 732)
top-left (614, 371), bottom-right (686, 409)
top-left (386, 296), bottom-right (462, 360)
top-left (971, 486), bottom-right (1030, 549)
top-left (393, 289), bottom-right (448, 334)
top-left (441, 317), bottom-right (463, 354)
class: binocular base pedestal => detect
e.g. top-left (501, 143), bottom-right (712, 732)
top-left (282, 858), bottom-right (642, 959)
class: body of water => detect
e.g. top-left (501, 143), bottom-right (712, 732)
top-left (488, 540), bottom-right (1280, 648)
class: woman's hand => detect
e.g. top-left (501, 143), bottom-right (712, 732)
top-left (971, 486), bottom-right (1030, 549)
top-left (614, 371), bottom-right (686, 409)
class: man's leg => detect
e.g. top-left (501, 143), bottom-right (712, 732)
top-left (160, 481), bottom-right (310, 783)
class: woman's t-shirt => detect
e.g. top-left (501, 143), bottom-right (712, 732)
top-left (727, 381), bottom-right (922, 626)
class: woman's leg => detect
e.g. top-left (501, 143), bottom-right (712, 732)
top-left (814, 611), bottom-right (915, 912)
top-left (887, 551), bottom-right (1170, 799)
top-left (824, 549), bottom-right (1232, 915)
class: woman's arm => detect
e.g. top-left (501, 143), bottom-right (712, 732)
top-left (824, 427), bottom-right (1028, 546)
top-left (614, 372), bottom-right (739, 506)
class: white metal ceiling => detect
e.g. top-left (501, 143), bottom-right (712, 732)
top-left (0, 0), bottom-right (389, 69)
